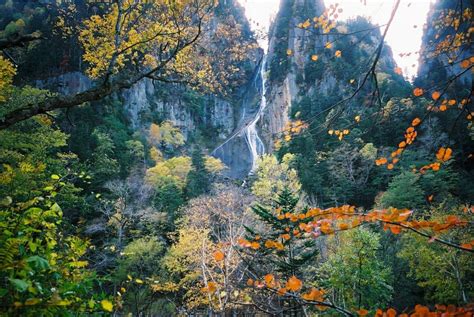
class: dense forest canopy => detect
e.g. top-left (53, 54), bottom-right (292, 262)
top-left (0, 0), bottom-right (472, 316)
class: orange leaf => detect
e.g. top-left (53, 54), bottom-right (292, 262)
top-left (247, 278), bottom-right (254, 286)
top-left (436, 147), bottom-right (452, 162)
top-left (286, 276), bottom-right (303, 292)
top-left (411, 118), bottom-right (421, 126)
top-left (460, 59), bottom-right (470, 68)
top-left (301, 288), bottom-right (325, 301)
top-left (357, 309), bottom-right (369, 317)
top-left (413, 87), bottom-right (424, 97)
top-left (431, 91), bottom-right (441, 101)
top-left (387, 308), bottom-right (397, 317)
top-left (338, 223), bottom-right (349, 230)
top-left (390, 225), bottom-right (401, 234)
top-left (311, 54), bottom-right (318, 61)
top-left (213, 250), bottom-right (225, 262)
top-left (375, 157), bottom-right (388, 166)
top-left (335, 50), bottom-right (342, 57)
top-left (264, 274), bottom-right (275, 287)
top-left (277, 288), bottom-right (287, 295)
top-left (250, 242), bottom-right (260, 250)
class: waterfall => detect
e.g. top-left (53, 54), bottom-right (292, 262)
top-left (210, 55), bottom-right (267, 177)
top-left (244, 56), bottom-right (267, 172)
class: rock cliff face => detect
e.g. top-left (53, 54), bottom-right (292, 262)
top-left (259, 0), bottom-right (407, 152)
top-left (260, 0), bottom-right (324, 151)
top-left (120, 78), bottom-right (235, 139)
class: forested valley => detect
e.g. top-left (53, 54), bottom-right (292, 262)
top-left (0, 0), bottom-right (472, 316)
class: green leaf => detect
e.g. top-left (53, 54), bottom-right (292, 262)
top-left (26, 256), bottom-right (50, 270)
top-left (29, 241), bottom-right (37, 252)
top-left (51, 174), bottom-right (60, 180)
top-left (9, 279), bottom-right (28, 292)
top-left (0, 196), bottom-right (12, 206)
top-left (0, 288), bottom-right (9, 298)
top-left (50, 203), bottom-right (62, 213)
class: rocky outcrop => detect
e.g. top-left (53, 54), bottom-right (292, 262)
top-left (260, 0), bottom-right (408, 152)
top-left (260, 0), bottom-right (325, 151)
top-left (35, 71), bottom-right (92, 96)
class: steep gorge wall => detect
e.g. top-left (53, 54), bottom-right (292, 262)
top-left (261, 0), bottom-right (324, 151)
top-left (260, 0), bottom-right (408, 152)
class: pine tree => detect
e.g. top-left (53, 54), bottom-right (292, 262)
top-left (245, 188), bottom-right (318, 278)
top-left (185, 147), bottom-right (210, 198)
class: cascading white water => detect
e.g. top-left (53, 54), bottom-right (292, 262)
top-left (244, 56), bottom-right (267, 172)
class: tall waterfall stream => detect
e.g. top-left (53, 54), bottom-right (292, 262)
top-left (211, 55), bottom-right (267, 177)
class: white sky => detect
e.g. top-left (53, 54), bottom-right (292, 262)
top-left (237, 0), bottom-right (434, 79)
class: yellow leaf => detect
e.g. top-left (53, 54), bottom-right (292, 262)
top-left (335, 50), bottom-right (341, 57)
top-left (25, 298), bottom-right (40, 306)
top-left (207, 281), bottom-right (217, 293)
top-left (100, 299), bottom-right (113, 312)
top-left (325, 42), bottom-right (332, 49)
top-left (287, 49), bottom-right (293, 56)
top-left (135, 279), bottom-right (144, 284)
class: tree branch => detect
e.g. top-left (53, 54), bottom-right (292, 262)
top-left (0, 32), bottom-right (42, 50)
